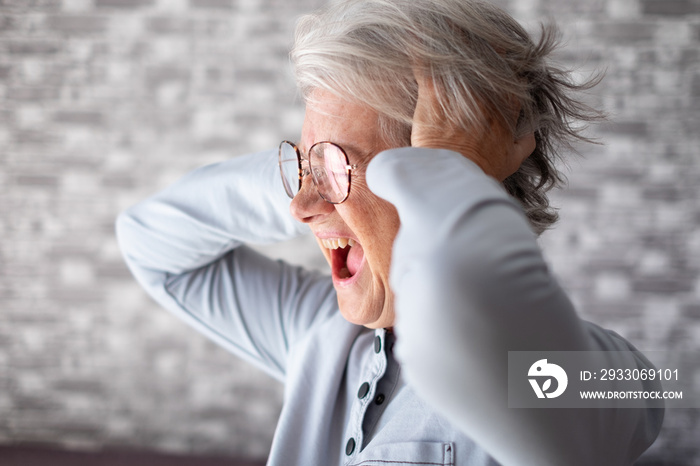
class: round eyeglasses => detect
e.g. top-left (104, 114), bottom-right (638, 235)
top-left (278, 140), bottom-right (358, 204)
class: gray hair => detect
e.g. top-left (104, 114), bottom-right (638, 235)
top-left (291, 0), bottom-right (603, 234)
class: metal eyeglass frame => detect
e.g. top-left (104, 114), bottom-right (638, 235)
top-left (278, 140), bottom-right (358, 204)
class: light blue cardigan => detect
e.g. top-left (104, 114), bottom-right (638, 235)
top-left (116, 147), bottom-right (662, 465)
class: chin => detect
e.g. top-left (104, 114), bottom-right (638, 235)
top-left (338, 304), bottom-right (374, 327)
top-left (338, 299), bottom-right (394, 329)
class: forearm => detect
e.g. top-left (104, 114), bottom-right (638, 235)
top-left (115, 149), bottom-right (335, 380)
top-left (367, 147), bottom-right (661, 466)
top-left (116, 149), bottom-right (306, 278)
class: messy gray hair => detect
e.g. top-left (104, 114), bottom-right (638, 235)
top-left (291, 0), bottom-right (603, 234)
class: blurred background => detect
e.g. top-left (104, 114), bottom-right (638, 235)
top-left (0, 0), bottom-right (698, 465)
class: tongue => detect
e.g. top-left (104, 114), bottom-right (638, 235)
top-left (346, 242), bottom-right (364, 276)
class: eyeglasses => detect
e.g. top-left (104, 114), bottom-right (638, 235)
top-left (278, 140), bottom-right (358, 204)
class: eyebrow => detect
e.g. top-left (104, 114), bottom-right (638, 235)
top-left (341, 143), bottom-right (372, 161)
top-left (300, 141), bottom-right (372, 162)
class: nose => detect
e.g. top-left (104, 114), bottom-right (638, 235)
top-left (289, 175), bottom-right (334, 223)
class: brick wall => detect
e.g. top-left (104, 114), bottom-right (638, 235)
top-left (529, 1), bottom-right (700, 463)
top-left (0, 0), bottom-right (698, 464)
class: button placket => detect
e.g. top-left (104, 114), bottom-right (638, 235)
top-left (343, 329), bottom-right (388, 463)
top-left (360, 329), bottom-right (402, 447)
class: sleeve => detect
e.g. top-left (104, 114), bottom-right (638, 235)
top-left (115, 149), bottom-right (339, 382)
top-left (366, 147), bottom-right (663, 466)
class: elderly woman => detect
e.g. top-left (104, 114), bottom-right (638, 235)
top-left (117, 0), bottom-right (662, 464)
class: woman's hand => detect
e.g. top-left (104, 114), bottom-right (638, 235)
top-left (410, 72), bottom-right (535, 181)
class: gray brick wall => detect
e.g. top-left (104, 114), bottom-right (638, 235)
top-left (0, 0), bottom-right (698, 464)
top-left (530, 1), bottom-right (700, 463)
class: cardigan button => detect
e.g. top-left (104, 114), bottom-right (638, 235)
top-left (346, 437), bottom-right (356, 455)
top-left (374, 335), bottom-right (381, 353)
top-left (357, 382), bottom-right (370, 399)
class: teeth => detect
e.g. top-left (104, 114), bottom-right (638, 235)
top-left (321, 237), bottom-right (355, 250)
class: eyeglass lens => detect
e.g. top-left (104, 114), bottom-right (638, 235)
top-left (278, 141), bottom-right (300, 198)
top-left (310, 143), bottom-right (350, 203)
top-left (278, 141), bottom-right (351, 204)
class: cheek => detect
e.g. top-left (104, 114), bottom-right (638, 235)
top-left (359, 182), bottom-right (400, 240)
top-left (340, 183), bottom-right (400, 265)
top-left (345, 181), bottom-right (396, 227)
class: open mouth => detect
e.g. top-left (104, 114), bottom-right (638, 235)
top-left (320, 237), bottom-right (364, 282)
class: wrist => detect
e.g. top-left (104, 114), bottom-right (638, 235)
top-left (410, 139), bottom-right (499, 180)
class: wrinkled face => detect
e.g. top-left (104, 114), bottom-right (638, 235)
top-left (289, 90), bottom-right (401, 329)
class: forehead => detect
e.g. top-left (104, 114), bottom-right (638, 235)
top-left (300, 90), bottom-right (382, 158)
